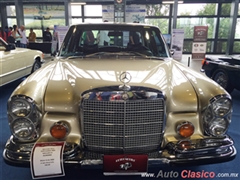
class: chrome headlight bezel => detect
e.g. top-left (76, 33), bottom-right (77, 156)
top-left (203, 94), bottom-right (232, 137)
top-left (7, 95), bottom-right (41, 141)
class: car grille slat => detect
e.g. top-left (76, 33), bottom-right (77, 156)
top-left (82, 94), bottom-right (165, 154)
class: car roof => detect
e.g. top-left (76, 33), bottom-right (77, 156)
top-left (71, 22), bottom-right (158, 29)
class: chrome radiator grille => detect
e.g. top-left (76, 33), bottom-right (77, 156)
top-left (81, 94), bottom-right (165, 154)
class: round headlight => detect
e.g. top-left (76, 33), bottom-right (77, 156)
top-left (204, 95), bottom-right (232, 137)
top-left (9, 99), bottom-right (31, 117)
top-left (208, 118), bottom-right (228, 136)
top-left (212, 98), bottom-right (231, 117)
top-left (11, 118), bottom-right (35, 140)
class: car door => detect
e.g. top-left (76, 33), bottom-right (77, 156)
top-left (0, 39), bottom-right (27, 86)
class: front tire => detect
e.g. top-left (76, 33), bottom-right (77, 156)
top-left (31, 61), bottom-right (41, 73)
top-left (212, 69), bottom-right (234, 93)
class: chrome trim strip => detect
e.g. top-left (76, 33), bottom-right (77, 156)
top-left (0, 67), bottom-right (27, 78)
top-left (84, 132), bottom-right (162, 137)
top-left (3, 135), bottom-right (236, 166)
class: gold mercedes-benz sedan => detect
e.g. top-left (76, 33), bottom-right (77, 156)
top-left (3, 23), bottom-right (236, 177)
top-left (0, 37), bottom-right (44, 87)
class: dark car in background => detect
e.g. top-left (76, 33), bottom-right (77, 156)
top-left (201, 55), bottom-right (240, 93)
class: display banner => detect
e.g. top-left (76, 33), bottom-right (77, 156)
top-left (102, 5), bottom-right (114, 22)
top-left (51, 25), bottom-right (69, 55)
top-left (30, 142), bottom-right (65, 179)
top-left (192, 26), bottom-right (208, 59)
top-left (103, 4), bottom-right (145, 23)
top-left (171, 29), bottom-right (184, 61)
top-left (125, 5), bottom-right (145, 23)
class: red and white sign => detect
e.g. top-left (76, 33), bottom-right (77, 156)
top-left (192, 26), bottom-right (208, 59)
top-left (103, 155), bottom-right (148, 175)
top-left (30, 142), bottom-right (65, 179)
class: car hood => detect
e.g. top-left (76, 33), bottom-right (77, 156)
top-left (42, 58), bottom-right (199, 113)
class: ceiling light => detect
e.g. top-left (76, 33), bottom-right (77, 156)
top-left (71, 2), bottom-right (86, 5)
top-left (162, 1), bottom-right (183, 4)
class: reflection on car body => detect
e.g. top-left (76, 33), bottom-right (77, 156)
top-left (3, 23), bottom-right (236, 177)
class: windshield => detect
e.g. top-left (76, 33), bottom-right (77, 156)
top-left (59, 24), bottom-right (170, 58)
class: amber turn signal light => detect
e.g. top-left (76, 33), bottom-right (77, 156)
top-left (50, 122), bottom-right (69, 139)
top-left (177, 121), bottom-right (194, 138)
top-left (177, 140), bottom-right (192, 150)
top-left (201, 58), bottom-right (209, 66)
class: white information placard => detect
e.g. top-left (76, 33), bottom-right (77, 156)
top-left (192, 42), bottom-right (207, 53)
top-left (30, 142), bottom-right (65, 179)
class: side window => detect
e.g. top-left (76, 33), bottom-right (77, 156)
top-left (152, 31), bottom-right (167, 57)
top-left (129, 31), bottom-right (142, 45)
top-left (82, 30), bottom-right (95, 45)
top-left (81, 30), bottom-right (96, 45)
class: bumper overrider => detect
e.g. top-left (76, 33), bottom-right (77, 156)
top-left (3, 135), bottom-right (236, 167)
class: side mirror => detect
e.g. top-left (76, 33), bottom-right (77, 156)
top-left (170, 49), bottom-right (175, 56)
top-left (6, 43), bottom-right (16, 51)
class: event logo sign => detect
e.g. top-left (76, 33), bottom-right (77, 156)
top-left (192, 26), bottom-right (208, 59)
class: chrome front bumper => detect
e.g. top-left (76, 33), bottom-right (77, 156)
top-left (3, 135), bottom-right (236, 167)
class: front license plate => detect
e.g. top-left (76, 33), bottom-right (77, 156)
top-left (103, 155), bottom-right (148, 176)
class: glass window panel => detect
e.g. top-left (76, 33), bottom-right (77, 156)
top-left (221, 3), bottom-right (231, 16)
top-left (218, 17), bottom-right (230, 39)
top-left (7, 18), bottom-right (17, 27)
top-left (42, 19), bottom-right (65, 29)
top-left (71, 18), bottom-right (83, 25)
top-left (25, 29), bottom-right (43, 41)
top-left (206, 41), bottom-right (214, 53)
top-left (145, 18), bottom-right (169, 34)
top-left (216, 41), bottom-right (227, 53)
top-left (145, 4), bottom-right (170, 16)
top-left (84, 5), bottom-right (102, 16)
top-left (71, 5), bottom-right (82, 16)
top-left (233, 41), bottom-right (240, 53)
top-left (24, 18), bottom-right (65, 29)
top-left (177, 17), bottom-right (216, 38)
top-left (84, 18), bottom-right (103, 23)
top-left (178, 3), bottom-right (217, 16)
top-left (183, 41), bottom-right (192, 53)
top-left (23, 4), bottom-right (65, 19)
top-left (239, 3), bottom-right (240, 15)
top-left (24, 18), bottom-right (42, 29)
top-left (6, 5), bottom-right (16, 16)
top-left (235, 18), bottom-right (240, 38)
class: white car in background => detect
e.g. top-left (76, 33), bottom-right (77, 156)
top-left (0, 37), bottom-right (44, 87)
